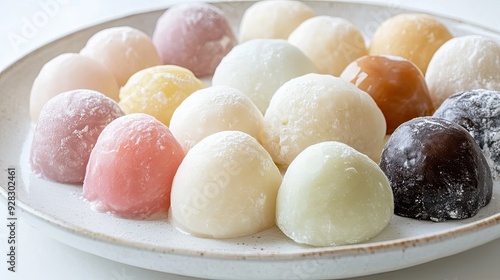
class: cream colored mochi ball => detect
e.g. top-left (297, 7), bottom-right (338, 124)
top-left (169, 86), bottom-right (264, 152)
top-left (170, 131), bottom-right (282, 239)
top-left (262, 73), bottom-right (386, 168)
top-left (288, 16), bottom-right (367, 76)
top-left (239, 0), bottom-right (315, 42)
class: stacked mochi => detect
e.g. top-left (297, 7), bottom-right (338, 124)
top-left (28, 0), bottom-right (499, 247)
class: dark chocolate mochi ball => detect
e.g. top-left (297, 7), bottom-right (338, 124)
top-left (380, 117), bottom-right (492, 222)
top-left (433, 89), bottom-right (500, 180)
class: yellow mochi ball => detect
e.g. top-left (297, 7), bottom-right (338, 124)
top-left (118, 65), bottom-right (205, 126)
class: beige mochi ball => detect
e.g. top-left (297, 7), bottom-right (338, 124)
top-left (239, 0), bottom-right (315, 42)
top-left (170, 86), bottom-right (264, 152)
top-left (170, 131), bottom-right (282, 239)
top-left (262, 73), bottom-right (386, 168)
top-left (288, 16), bottom-right (367, 76)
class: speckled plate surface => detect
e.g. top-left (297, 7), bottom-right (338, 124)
top-left (0, 1), bottom-right (499, 279)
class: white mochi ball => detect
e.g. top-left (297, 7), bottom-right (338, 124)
top-left (239, 0), bottom-right (315, 42)
top-left (170, 131), bottom-right (282, 239)
top-left (170, 86), bottom-right (264, 152)
top-left (425, 35), bottom-right (500, 109)
top-left (288, 16), bottom-right (367, 76)
top-left (276, 141), bottom-right (394, 246)
top-left (212, 39), bottom-right (317, 114)
top-left (262, 73), bottom-right (386, 168)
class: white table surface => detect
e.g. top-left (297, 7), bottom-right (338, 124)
top-left (1, 0), bottom-right (500, 279)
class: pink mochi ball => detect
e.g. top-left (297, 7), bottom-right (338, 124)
top-left (83, 113), bottom-right (185, 219)
top-left (30, 89), bottom-right (124, 183)
top-left (152, 2), bottom-right (237, 77)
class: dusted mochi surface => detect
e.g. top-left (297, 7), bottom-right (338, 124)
top-left (152, 2), bottom-right (237, 77)
top-left (262, 73), bottom-right (386, 168)
top-left (80, 26), bottom-right (161, 87)
top-left (288, 16), bottom-right (367, 76)
top-left (433, 89), bottom-right (500, 180)
top-left (380, 117), bottom-right (492, 222)
top-left (30, 89), bottom-right (124, 184)
top-left (340, 55), bottom-right (433, 134)
top-left (212, 39), bottom-right (317, 113)
top-left (170, 131), bottom-right (282, 239)
top-left (425, 35), bottom-right (500, 109)
top-left (276, 141), bottom-right (394, 247)
top-left (30, 53), bottom-right (119, 122)
top-left (118, 65), bottom-right (205, 126)
top-left (369, 13), bottom-right (452, 74)
top-left (239, 0), bottom-right (315, 42)
top-left (170, 86), bottom-right (264, 152)
top-left (83, 113), bottom-right (185, 219)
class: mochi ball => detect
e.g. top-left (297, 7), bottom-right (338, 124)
top-left (380, 117), bottom-right (492, 222)
top-left (369, 13), bottom-right (452, 74)
top-left (239, 0), bottom-right (315, 41)
top-left (118, 65), bottom-right (205, 126)
top-left (425, 35), bottom-right (500, 108)
top-left (170, 131), bottom-right (282, 239)
top-left (262, 73), bottom-right (386, 168)
top-left (30, 90), bottom-right (124, 183)
top-left (212, 39), bottom-right (317, 113)
top-left (433, 89), bottom-right (500, 180)
top-left (170, 86), bottom-right (264, 152)
top-left (80, 26), bottom-right (161, 87)
top-left (83, 113), bottom-right (185, 219)
top-left (288, 16), bottom-right (367, 76)
top-left (277, 141), bottom-right (393, 246)
top-left (30, 53), bottom-right (119, 122)
top-left (152, 2), bottom-right (237, 77)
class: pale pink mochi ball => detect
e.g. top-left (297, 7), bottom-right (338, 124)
top-left (30, 53), bottom-right (119, 123)
top-left (152, 2), bottom-right (237, 77)
top-left (30, 89), bottom-right (124, 184)
top-left (80, 26), bottom-right (161, 87)
top-left (83, 113), bottom-right (185, 219)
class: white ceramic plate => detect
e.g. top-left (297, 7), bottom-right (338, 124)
top-left (1, 1), bottom-right (500, 279)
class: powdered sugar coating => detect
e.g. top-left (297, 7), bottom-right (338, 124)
top-left (262, 73), bottom-right (386, 169)
top-left (83, 113), bottom-right (184, 219)
top-left (170, 131), bottom-right (282, 238)
top-left (434, 89), bottom-right (500, 180)
top-left (30, 53), bottom-right (119, 123)
top-left (30, 89), bottom-right (124, 183)
top-left (380, 117), bottom-right (492, 222)
top-left (152, 2), bottom-right (237, 77)
top-left (426, 35), bottom-right (500, 108)
top-left (212, 39), bottom-right (317, 113)
top-left (170, 86), bottom-right (264, 152)
top-left (80, 26), bottom-right (161, 87)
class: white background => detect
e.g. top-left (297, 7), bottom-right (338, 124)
top-left (1, 0), bottom-right (500, 279)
